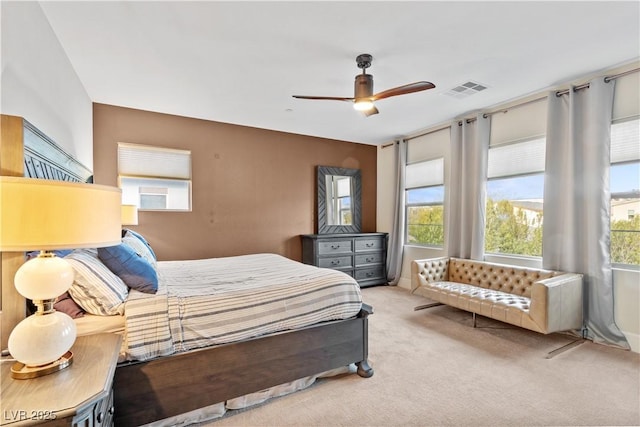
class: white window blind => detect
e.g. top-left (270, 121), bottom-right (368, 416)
top-left (407, 128), bottom-right (449, 163)
top-left (612, 72), bottom-right (640, 121)
top-left (118, 143), bottom-right (191, 179)
top-left (611, 118), bottom-right (640, 163)
top-left (406, 158), bottom-right (444, 189)
top-left (490, 98), bottom-right (547, 147)
top-left (487, 137), bottom-right (546, 178)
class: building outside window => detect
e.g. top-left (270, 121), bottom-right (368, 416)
top-left (610, 117), bottom-right (640, 266)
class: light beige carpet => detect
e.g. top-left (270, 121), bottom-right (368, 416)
top-left (206, 286), bottom-right (640, 426)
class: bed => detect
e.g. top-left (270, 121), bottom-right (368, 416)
top-left (0, 115), bottom-right (373, 426)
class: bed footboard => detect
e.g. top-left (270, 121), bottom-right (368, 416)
top-left (113, 305), bottom-right (373, 426)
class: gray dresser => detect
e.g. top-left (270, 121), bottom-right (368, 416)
top-left (301, 233), bottom-right (388, 287)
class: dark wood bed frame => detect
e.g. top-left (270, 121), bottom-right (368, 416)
top-left (0, 115), bottom-right (374, 427)
top-left (113, 304), bottom-right (373, 426)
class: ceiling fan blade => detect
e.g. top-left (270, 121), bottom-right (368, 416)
top-left (363, 105), bottom-right (379, 117)
top-left (371, 81), bottom-right (436, 101)
top-left (292, 95), bottom-right (354, 102)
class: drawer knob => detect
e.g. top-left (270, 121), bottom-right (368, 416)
top-left (366, 243), bottom-right (374, 247)
top-left (366, 272), bottom-right (374, 277)
top-left (366, 257), bottom-right (374, 262)
top-left (331, 260), bottom-right (341, 266)
top-left (331, 244), bottom-right (340, 250)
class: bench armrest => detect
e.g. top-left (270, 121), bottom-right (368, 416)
top-left (529, 273), bottom-right (583, 334)
top-left (411, 257), bottom-right (450, 292)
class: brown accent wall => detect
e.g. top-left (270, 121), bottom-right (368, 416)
top-left (93, 103), bottom-right (377, 262)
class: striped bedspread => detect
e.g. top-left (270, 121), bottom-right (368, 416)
top-left (124, 253), bottom-right (362, 361)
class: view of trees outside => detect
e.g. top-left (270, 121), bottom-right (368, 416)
top-left (406, 185), bottom-right (444, 246)
top-left (406, 172), bottom-right (639, 265)
top-left (484, 198), bottom-right (543, 256)
top-left (611, 214), bottom-right (640, 265)
top-left (407, 205), bottom-right (444, 246)
top-left (610, 160), bottom-right (640, 265)
top-left (405, 118), bottom-right (639, 265)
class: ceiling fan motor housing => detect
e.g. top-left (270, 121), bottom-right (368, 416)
top-left (354, 74), bottom-right (374, 99)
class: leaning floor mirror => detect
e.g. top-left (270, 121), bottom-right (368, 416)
top-left (317, 166), bottom-right (361, 234)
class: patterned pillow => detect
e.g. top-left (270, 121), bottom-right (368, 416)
top-left (98, 244), bottom-right (158, 294)
top-left (122, 230), bottom-right (157, 269)
top-left (65, 249), bottom-right (128, 315)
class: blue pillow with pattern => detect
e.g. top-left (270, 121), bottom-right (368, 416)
top-left (98, 244), bottom-right (158, 294)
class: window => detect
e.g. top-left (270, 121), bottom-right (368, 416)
top-left (610, 118), bottom-right (640, 266)
top-left (326, 175), bottom-right (352, 225)
top-left (406, 158), bottom-right (445, 246)
top-left (118, 143), bottom-right (192, 211)
top-left (485, 137), bottom-right (546, 257)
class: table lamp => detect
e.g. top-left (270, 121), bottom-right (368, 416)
top-left (121, 204), bottom-right (139, 227)
top-left (0, 177), bottom-right (121, 379)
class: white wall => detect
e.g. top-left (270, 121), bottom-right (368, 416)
top-left (1, 2), bottom-right (93, 169)
top-left (377, 63), bottom-right (640, 353)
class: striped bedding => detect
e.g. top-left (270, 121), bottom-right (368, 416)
top-left (124, 253), bottom-right (362, 361)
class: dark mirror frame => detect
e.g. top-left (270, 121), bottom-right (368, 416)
top-left (317, 165), bottom-right (362, 234)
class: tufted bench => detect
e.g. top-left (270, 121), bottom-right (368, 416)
top-left (411, 257), bottom-right (583, 334)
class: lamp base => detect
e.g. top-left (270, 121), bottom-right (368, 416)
top-left (11, 351), bottom-right (73, 379)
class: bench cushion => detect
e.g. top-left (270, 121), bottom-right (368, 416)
top-left (414, 281), bottom-right (538, 329)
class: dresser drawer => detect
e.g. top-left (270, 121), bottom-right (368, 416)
top-left (318, 240), bottom-right (353, 255)
top-left (355, 266), bottom-right (385, 282)
top-left (354, 238), bottom-right (384, 252)
top-left (318, 255), bottom-right (353, 269)
top-left (301, 233), bottom-right (388, 287)
top-left (355, 252), bottom-right (384, 266)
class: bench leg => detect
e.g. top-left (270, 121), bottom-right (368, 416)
top-left (414, 302), bottom-right (444, 311)
top-left (473, 312), bottom-right (477, 328)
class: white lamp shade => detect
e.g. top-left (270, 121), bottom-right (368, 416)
top-left (8, 312), bottom-right (77, 366)
top-left (121, 204), bottom-right (139, 226)
top-left (0, 177), bottom-right (122, 251)
top-left (14, 255), bottom-right (74, 300)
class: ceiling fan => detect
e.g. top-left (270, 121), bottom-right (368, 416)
top-left (292, 54), bottom-right (435, 117)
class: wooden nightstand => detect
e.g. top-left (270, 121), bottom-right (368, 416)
top-left (1, 333), bottom-right (122, 426)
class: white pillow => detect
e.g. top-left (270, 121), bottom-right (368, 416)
top-left (65, 249), bottom-right (128, 315)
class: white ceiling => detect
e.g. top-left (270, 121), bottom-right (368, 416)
top-left (39, 1), bottom-right (640, 145)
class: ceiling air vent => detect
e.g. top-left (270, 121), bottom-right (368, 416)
top-left (444, 81), bottom-right (488, 99)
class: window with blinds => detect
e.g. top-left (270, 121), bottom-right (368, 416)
top-left (610, 117), bottom-right (640, 265)
top-left (404, 127), bottom-right (449, 247)
top-left (405, 156), bottom-right (446, 247)
top-left (485, 99), bottom-right (547, 258)
top-left (118, 143), bottom-right (192, 211)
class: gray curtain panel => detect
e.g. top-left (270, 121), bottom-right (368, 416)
top-left (445, 113), bottom-right (490, 260)
top-left (386, 139), bottom-right (407, 285)
top-left (543, 77), bottom-right (629, 348)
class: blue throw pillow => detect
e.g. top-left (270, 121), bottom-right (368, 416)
top-left (123, 229), bottom-right (157, 260)
top-left (98, 244), bottom-right (158, 294)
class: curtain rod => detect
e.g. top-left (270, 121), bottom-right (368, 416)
top-left (381, 141), bottom-right (397, 149)
top-left (555, 67), bottom-right (639, 96)
top-left (391, 67), bottom-right (640, 131)
top-left (460, 95), bottom-right (548, 126)
top-left (463, 67), bottom-right (639, 124)
top-left (382, 120), bottom-right (454, 148)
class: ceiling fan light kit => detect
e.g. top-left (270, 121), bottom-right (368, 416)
top-left (293, 53), bottom-right (435, 117)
